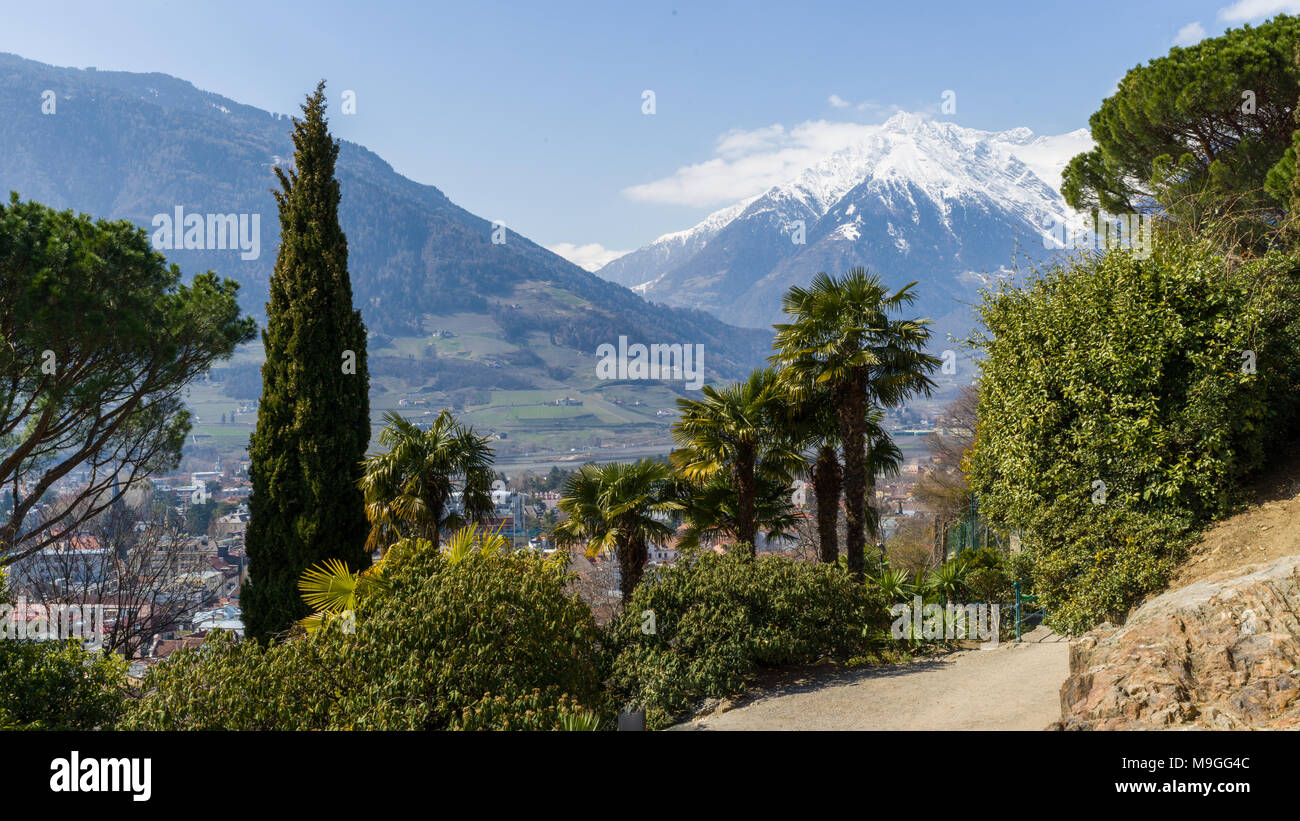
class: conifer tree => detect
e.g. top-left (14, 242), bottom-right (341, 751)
top-left (243, 82), bottom-right (371, 642)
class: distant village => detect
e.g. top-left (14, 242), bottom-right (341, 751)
top-left (3, 401), bottom-right (965, 670)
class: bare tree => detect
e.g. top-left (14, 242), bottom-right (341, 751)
top-left (7, 488), bottom-right (215, 658)
top-left (562, 549), bottom-right (622, 625)
top-left (915, 383), bottom-right (978, 523)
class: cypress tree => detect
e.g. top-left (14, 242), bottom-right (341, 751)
top-left (243, 82), bottom-right (371, 642)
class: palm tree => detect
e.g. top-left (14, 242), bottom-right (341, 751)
top-left (670, 368), bottom-right (804, 556)
top-left (771, 268), bottom-right (938, 579)
top-left (664, 473), bottom-right (801, 551)
top-left (554, 460), bottom-right (681, 602)
top-left (358, 410), bottom-right (496, 554)
top-left (296, 556), bottom-right (390, 633)
top-left (781, 390), bottom-right (903, 565)
top-left (778, 382), bottom-right (842, 563)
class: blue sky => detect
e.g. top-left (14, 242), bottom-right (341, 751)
top-left (1, 0), bottom-right (1294, 267)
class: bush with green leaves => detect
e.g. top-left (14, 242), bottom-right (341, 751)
top-left (1020, 504), bottom-right (1194, 636)
top-left (969, 236), bottom-right (1300, 632)
top-left (0, 639), bottom-right (127, 730)
top-left (960, 551), bottom-right (1015, 606)
top-left (123, 542), bottom-right (608, 730)
top-left (0, 568), bottom-right (127, 730)
top-left (605, 549), bottom-right (889, 729)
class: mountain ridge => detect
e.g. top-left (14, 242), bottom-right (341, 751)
top-left (599, 113), bottom-right (1092, 332)
top-left (0, 51), bottom-right (770, 382)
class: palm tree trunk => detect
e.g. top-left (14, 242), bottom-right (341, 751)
top-left (811, 444), bottom-right (841, 563)
top-left (864, 469), bottom-right (883, 572)
top-left (617, 535), bottom-right (648, 603)
top-left (428, 501), bottom-right (443, 552)
top-left (839, 376), bottom-right (868, 580)
top-left (735, 444), bottom-right (757, 557)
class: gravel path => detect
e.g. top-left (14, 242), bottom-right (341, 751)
top-left (673, 627), bottom-right (1069, 731)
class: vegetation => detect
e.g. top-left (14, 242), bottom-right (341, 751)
top-left (38, 18), bottom-right (1300, 729)
top-left (123, 537), bottom-right (606, 730)
top-left (771, 269), bottom-right (938, 578)
top-left (359, 410), bottom-right (496, 553)
top-left (670, 368), bottom-right (803, 554)
top-left (0, 638), bottom-right (127, 730)
top-left (243, 83), bottom-right (372, 642)
top-left (1062, 15), bottom-right (1300, 244)
top-left (0, 193), bottom-right (255, 566)
top-left (665, 472), bottom-right (799, 551)
top-left (604, 549), bottom-right (890, 729)
top-left (969, 235), bottom-right (1300, 632)
top-left (554, 459), bottom-right (681, 601)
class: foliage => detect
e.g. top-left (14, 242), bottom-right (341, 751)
top-left (953, 548), bottom-right (1015, 604)
top-left (0, 639), bottom-right (126, 730)
top-left (868, 567), bottom-right (916, 602)
top-left (771, 268), bottom-right (938, 577)
top-left (923, 557), bottom-right (972, 603)
top-left (665, 472), bottom-right (799, 551)
top-left (1020, 505), bottom-right (1194, 635)
top-left (358, 410), bottom-right (495, 553)
top-left (554, 459), bottom-right (681, 602)
top-left (1061, 15), bottom-right (1300, 243)
top-left (123, 542), bottom-right (605, 730)
top-left (605, 549), bottom-right (889, 729)
top-left (0, 193), bottom-right (255, 565)
top-left (671, 368), bottom-right (805, 554)
top-left (243, 83), bottom-right (371, 642)
top-left (295, 523), bottom-right (511, 633)
top-left (970, 235), bottom-right (1300, 631)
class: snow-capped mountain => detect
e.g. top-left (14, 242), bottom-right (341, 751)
top-left (600, 113), bottom-right (1092, 334)
top-left (598, 194), bottom-right (760, 288)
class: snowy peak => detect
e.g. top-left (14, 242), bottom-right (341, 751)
top-left (596, 114), bottom-right (1093, 331)
top-left (596, 195), bottom-right (760, 288)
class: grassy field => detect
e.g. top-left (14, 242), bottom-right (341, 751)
top-left (189, 320), bottom-right (685, 467)
top-left (185, 320), bottom-right (952, 474)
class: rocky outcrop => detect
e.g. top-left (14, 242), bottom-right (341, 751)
top-left (1053, 555), bottom-right (1300, 730)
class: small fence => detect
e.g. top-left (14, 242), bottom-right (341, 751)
top-left (1009, 581), bottom-right (1045, 641)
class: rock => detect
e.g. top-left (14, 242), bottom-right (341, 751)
top-left (1056, 554), bottom-right (1300, 730)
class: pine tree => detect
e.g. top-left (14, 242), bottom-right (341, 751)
top-left (243, 82), bottom-right (371, 642)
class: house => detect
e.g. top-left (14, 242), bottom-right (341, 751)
top-left (214, 508), bottom-right (250, 537)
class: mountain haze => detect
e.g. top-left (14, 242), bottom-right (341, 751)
top-left (0, 52), bottom-right (770, 383)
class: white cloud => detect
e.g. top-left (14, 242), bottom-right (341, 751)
top-left (547, 242), bottom-right (630, 271)
top-left (1172, 21), bottom-right (1207, 46)
top-left (826, 93), bottom-right (903, 117)
top-left (623, 119), bottom-right (887, 207)
top-left (1219, 0), bottom-right (1300, 21)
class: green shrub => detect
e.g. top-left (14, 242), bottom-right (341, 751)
top-left (965, 566), bottom-right (1013, 605)
top-left (0, 640), bottom-right (127, 730)
top-left (123, 544), bottom-right (608, 730)
top-left (970, 237), bottom-right (1300, 632)
top-left (1022, 504), bottom-right (1194, 635)
top-left (955, 548), bottom-right (1014, 604)
top-left (605, 549), bottom-right (889, 729)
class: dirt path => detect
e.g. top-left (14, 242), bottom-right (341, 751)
top-left (673, 627), bottom-right (1068, 731)
top-left (676, 455), bottom-right (1300, 732)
